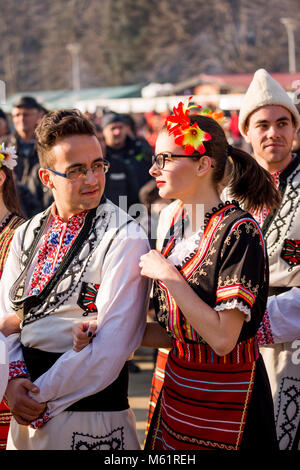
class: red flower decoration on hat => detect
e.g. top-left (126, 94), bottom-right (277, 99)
top-left (165, 97), bottom-right (211, 155)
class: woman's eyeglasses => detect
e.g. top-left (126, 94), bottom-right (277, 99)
top-left (152, 152), bottom-right (214, 169)
top-left (151, 152), bottom-right (190, 170)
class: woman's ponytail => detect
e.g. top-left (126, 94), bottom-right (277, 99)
top-left (227, 146), bottom-right (281, 213)
top-left (187, 114), bottom-right (281, 213)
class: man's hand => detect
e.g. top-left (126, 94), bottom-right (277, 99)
top-left (5, 378), bottom-right (46, 425)
top-left (72, 321), bottom-right (97, 352)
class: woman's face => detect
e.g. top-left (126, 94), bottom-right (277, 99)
top-left (150, 131), bottom-right (201, 201)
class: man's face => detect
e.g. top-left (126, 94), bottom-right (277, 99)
top-left (12, 106), bottom-right (41, 138)
top-left (103, 121), bottom-right (127, 149)
top-left (41, 134), bottom-right (105, 220)
top-left (245, 105), bottom-right (296, 172)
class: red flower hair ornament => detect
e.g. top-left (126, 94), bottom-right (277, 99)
top-left (200, 108), bottom-right (225, 125)
top-left (166, 97), bottom-right (212, 155)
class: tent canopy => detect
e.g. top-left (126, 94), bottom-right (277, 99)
top-left (2, 85), bottom-right (142, 112)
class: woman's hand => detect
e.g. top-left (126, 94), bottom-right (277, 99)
top-left (139, 250), bottom-right (178, 281)
top-left (72, 320), bottom-right (97, 352)
top-left (0, 315), bottom-right (21, 337)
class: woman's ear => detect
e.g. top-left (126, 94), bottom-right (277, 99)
top-left (195, 156), bottom-right (213, 175)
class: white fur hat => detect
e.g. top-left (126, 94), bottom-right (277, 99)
top-left (238, 68), bottom-right (300, 137)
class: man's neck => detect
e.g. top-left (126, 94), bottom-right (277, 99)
top-left (254, 153), bottom-right (293, 174)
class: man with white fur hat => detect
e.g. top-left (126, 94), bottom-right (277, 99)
top-left (238, 68), bottom-right (300, 450)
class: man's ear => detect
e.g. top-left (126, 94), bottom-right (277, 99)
top-left (244, 130), bottom-right (251, 144)
top-left (39, 168), bottom-right (54, 189)
top-left (243, 121), bottom-right (251, 144)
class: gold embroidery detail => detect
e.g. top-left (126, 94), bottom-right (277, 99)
top-left (217, 275), bottom-right (259, 296)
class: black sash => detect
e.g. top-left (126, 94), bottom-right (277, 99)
top-left (268, 286), bottom-right (294, 296)
top-left (21, 344), bottom-right (129, 412)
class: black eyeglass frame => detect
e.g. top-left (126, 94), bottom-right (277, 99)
top-left (152, 152), bottom-right (193, 170)
top-left (152, 152), bottom-right (214, 170)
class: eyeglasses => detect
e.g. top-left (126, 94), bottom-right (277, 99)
top-left (152, 152), bottom-right (214, 169)
top-left (152, 152), bottom-right (191, 170)
top-left (47, 160), bottom-right (110, 181)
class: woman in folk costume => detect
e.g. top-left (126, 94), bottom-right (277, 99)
top-left (144, 109), bottom-right (226, 439)
top-left (0, 144), bottom-right (25, 449)
top-left (139, 98), bottom-right (281, 450)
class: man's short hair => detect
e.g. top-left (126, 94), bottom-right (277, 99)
top-left (12, 95), bottom-right (41, 111)
top-left (35, 108), bottom-right (96, 168)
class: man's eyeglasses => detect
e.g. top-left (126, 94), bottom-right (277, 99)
top-left (152, 152), bottom-right (191, 170)
top-left (47, 160), bottom-right (110, 181)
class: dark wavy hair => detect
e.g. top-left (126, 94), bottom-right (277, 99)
top-left (1, 166), bottom-right (23, 215)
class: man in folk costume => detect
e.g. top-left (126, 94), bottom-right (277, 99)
top-left (1, 109), bottom-right (150, 450)
top-left (238, 69), bottom-right (300, 450)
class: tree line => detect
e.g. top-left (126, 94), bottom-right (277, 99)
top-left (0, 0), bottom-right (299, 95)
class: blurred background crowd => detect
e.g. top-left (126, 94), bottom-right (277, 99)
top-left (0, 94), bottom-right (265, 222)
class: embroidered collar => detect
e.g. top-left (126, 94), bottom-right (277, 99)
top-left (271, 154), bottom-right (295, 186)
top-left (50, 202), bottom-right (87, 225)
top-left (203, 200), bottom-right (240, 228)
top-left (169, 200), bottom-right (240, 243)
top-left (29, 206), bottom-right (87, 296)
top-left (163, 200), bottom-right (240, 272)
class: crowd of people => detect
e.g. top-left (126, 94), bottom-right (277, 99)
top-left (0, 68), bottom-right (299, 451)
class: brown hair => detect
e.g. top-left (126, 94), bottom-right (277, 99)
top-left (35, 109), bottom-right (96, 168)
top-left (168, 114), bottom-right (281, 213)
top-left (1, 166), bottom-right (23, 215)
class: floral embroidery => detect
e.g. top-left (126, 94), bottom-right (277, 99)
top-left (251, 167), bottom-right (283, 225)
top-left (29, 211), bottom-right (86, 295)
top-left (30, 409), bottom-right (51, 429)
top-left (256, 310), bottom-right (274, 345)
top-left (8, 360), bottom-right (30, 382)
top-left (155, 202), bottom-right (266, 346)
top-left (218, 275), bottom-right (259, 296)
